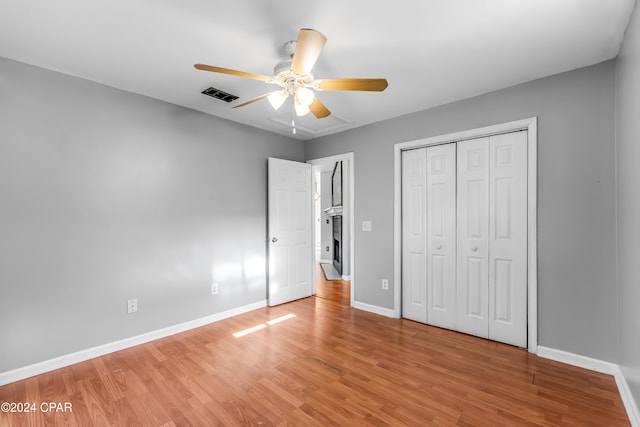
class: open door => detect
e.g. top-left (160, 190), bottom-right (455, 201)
top-left (268, 158), bottom-right (313, 306)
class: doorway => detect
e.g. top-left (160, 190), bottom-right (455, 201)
top-left (308, 153), bottom-right (355, 306)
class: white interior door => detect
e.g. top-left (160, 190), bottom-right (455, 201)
top-left (400, 131), bottom-right (528, 348)
top-left (426, 144), bottom-right (457, 329)
top-left (268, 158), bottom-right (312, 306)
top-left (401, 148), bottom-right (428, 323)
top-left (488, 132), bottom-right (528, 347)
top-left (456, 137), bottom-right (490, 338)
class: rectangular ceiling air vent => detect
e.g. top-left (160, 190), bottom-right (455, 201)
top-left (201, 87), bottom-right (239, 103)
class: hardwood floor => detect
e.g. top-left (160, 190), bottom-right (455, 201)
top-left (315, 263), bottom-right (350, 305)
top-left (0, 297), bottom-right (630, 426)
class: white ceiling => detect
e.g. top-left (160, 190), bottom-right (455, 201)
top-left (0, 0), bottom-right (635, 140)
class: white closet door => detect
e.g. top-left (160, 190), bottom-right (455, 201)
top-left (488, 132), bottom-right (528, 347)
top-left (401, 132), bottom-right (528, 348)
top-left (426, 144), bottom-right (457, 329)
top-left (402, 148), bottom-right (428, 323)
top-left (456, 138), bottom-right (490, 338)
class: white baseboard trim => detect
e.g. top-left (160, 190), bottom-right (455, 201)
top-left (0, 300), bottom-right (267, 387)
top-left (615, 366), bottom-right (640, 427)
top-left (536, 346), bottom-right (618, 374)
top-left (537, 346), bottom-right (639, 426)
top-left (342, 274), bottom-right (352, 281)
top-left (352, 300), bottom-right (395, 318)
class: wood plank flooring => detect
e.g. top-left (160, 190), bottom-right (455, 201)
top-left (0, 297), bottom-right (630, 426)
top-left (315, 263), bottom-right (350, 305)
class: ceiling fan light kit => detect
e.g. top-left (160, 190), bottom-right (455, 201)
top-left (296, 87), bottom-right (315, 106)
top-left (195, 28), bottom-right (388, 120)
top-left (294, 97), bottom-right (310, 117)
top-left (267, 90), bottom-right (288, 110)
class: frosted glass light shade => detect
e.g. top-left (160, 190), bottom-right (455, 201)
top-left (268, 90), bottom-right (288, 110)
top-left (295, 87), bottom-right (315, 106)
top-left (294, 98), bottom-right (310, 116)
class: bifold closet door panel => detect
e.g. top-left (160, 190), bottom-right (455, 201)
top-left (401, 131), bottom-right (528, 347)
top-left (456, 137), bottom-right (490, 338)
top-left (488, 132), bottom-right (528, 347)
top-left (401, 148), bottom-right (428, 323)
top-left (426, 144), bottom-right (457, 329)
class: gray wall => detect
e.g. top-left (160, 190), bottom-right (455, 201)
top-left (305, 60), bottom-right (618, 362)
top-left (0, 57), bottom-right (302, 373)
top-left (616, 0), bottom-right (640, 406)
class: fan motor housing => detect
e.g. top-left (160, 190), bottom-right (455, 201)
top-left (273, 60), bottom-right (292, 77)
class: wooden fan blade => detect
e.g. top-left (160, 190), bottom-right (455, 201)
top-left (316, 78), bottom-right (388, 91)
top-left (194, 64), bottom-right (272, 83)
top-left (232, 92), bottom-right (273, 108)
top-left (309, 97), bottom-right (331, 119)
top-left (291, 29), bottom-right (327, 76)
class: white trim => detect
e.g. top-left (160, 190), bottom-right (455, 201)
top-left (393, 144), bottom-right (403, 318)
top-left (352, 300), bottom-right (396, 318)
top-left (323, 205), bottom-right (343, 216)
top-left (0, 300), bottom-right (267, 387)
top-left (536, 346), bottom-right (618, 374)
top-left (308, 152), bottom-right (356, 307)
top-left (537, 346), bottom-right (640, 426)
top-left (395, 118), bottom-right (536, 151)
top-left (615, 367), bottom-right (640, 427)
top-left (393, 117), bottom-right (538, 352)
top-left (527, 119), bottom-right (538, 353)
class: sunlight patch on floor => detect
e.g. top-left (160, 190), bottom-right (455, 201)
top-left (232, 313), bottom-right (296, 338)
top-left (266, 313), bottom-right (296, 325)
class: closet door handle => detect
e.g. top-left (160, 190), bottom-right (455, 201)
top-left (471, 246), bottom-right (478, 252)
top-left (271, 237), bottom-right (278, 243)
top-left (435, 244), bottom-right (442, 250)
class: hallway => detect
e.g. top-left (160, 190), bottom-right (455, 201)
top-left (315, 262), bottom-right (350, 305)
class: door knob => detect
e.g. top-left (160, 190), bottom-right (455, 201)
top-left (436, 244), bottom-right (442, 250)
top-left (472, 246), bottom-right (478, 252)
top-left (271, 237), bottom-right (278, 243)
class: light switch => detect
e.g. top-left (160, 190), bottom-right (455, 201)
top-left (362, 221), bottom-right (372, 232)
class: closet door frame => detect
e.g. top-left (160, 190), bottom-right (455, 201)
top-left (393, 117), bottom-right (538, 353)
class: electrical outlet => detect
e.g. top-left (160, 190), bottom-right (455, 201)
top-left (382, 279), bottom-right (389, 290)
top-left (211, 283), bottom-right (218, 295)
top-left (127, 298), bottom-right (138, 314)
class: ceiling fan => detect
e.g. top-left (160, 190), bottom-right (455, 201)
top-left (194, 28), bottom-right (388, 119)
